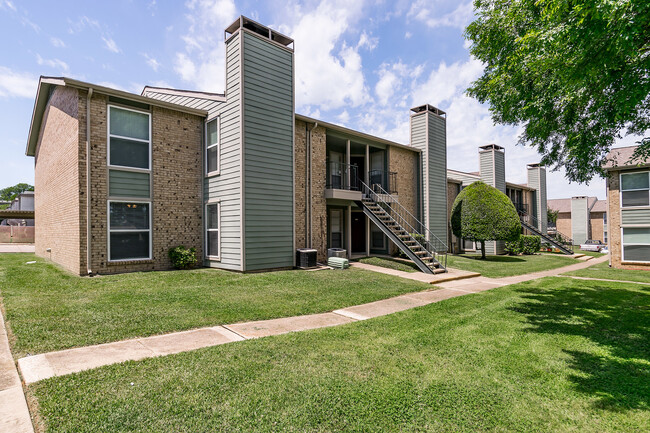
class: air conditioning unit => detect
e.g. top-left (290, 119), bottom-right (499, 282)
top-left (296, 248), bottom-right (317, 269)
top-left (327, 248), bottom-right (347, 258)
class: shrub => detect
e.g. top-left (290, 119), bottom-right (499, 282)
top-left (450, 181), bottom-right (522, 259)
top-left (504, 235), bottom-right (541, 255)
top-left (168, 245), bottom-right (198, 270)
top-left (521, 235), bottom-right (541, 255)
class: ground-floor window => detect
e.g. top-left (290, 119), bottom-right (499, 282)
top-left (330, 208), bottom-right (343, 248)
top-left (108, 201), bottom-right (151, 261)
top-left (622, 227), bottom-right (650, 262)
top-left (205, 202), bottom-right (220, 259)
top-left (370, 223), bottom-right (385, 250)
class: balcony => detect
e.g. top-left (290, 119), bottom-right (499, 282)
top-left (368, 170), bottom-right (397, 195)
top-left (325, 162), bottom-right (362, 200)
top-left (511, 201), bottom-right (528, 216)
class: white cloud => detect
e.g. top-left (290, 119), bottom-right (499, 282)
top-left (102, 36), bottom-right (121, 53)
top-left (67, 16), bottom-right (100, 34)
top-left (0, 67), bottom-right (37, 98)
top-left (408, 1), bottom-right (474, 30)
top-left (0, 1), bottom-right (16, 11)
top-left (50, 37), bottom-right (66, 48)
top-left (173, 0), bottom-right (237, 92)
top-left (404, 31), bottom-right (412, 39)
top-left (36, 54), bottom-right (69, 73)
top-left (142, 53), bottom-right (161, 72)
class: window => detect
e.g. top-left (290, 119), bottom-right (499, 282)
top-left (205, 202), bottom-right (220, 258)
top-left (108, 201), bottom-right (151, 261)
top-left (205, 118), bottom-right (219, 175)
top-left (108, 106), bottom-right (151, 170)
top-left (603, 213), bottom-right (608, 244)
top-left (622, 227), bottom-right (650, 263)
top-left (330, 209), bottom-right (343, 248)
top-left (621, 172), bottom-right (649, 207)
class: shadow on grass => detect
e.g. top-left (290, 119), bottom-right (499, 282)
top-left (459, 254), bottom-right (525, 263)
top-left (511, 282), bottom-right (650, 411)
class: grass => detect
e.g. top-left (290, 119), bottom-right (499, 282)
top-left (30, 277), bottom-right (650, 432)
top-left (0, 253), bottom-right (430, 356)
top-left (356, 256), bottom-right (419, 273)
top-left (445, 253), bottom-right (577, 278)
top-left (563, 260), bottom-right (650, 284)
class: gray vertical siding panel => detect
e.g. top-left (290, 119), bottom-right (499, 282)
top-left (242, 32), bottom-right (294, 270)
top-left (571, 198), bottom-right (588, 245)
top-left (108, 170), bottom-right (150, 198)
top-left (427, 114), bottom-right (447, 246)
top-left (538, 168), bottom-right (547, 232)
top-left (494, 152), bottom-right (506, 193)
top-left (479, 152), bottom-right (494, 186)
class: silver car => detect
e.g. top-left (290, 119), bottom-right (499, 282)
top-left (580, 240), bottom-right (605, 252)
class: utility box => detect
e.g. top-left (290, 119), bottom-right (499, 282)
top-left (327, 248), bottom-right (347, 258)
top-left (296, 248), bottom-right (317, 269)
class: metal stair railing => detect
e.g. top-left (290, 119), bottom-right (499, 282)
top-left (360, 180), bottom-right (448, 270)
top-left (519, 210), bottom-right (574, 254)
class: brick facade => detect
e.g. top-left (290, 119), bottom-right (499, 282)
top-left (388, 146), bottom-right (419, 255)
top-left (34, 86), bottom-right (82, 274)
top-left (294, 119), bottom-right (328, 262)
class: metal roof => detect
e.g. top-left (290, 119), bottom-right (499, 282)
top-left (142, 86), bottom-right (225, 113)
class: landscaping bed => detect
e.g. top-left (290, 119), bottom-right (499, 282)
top-left (0, 253), bottom-right (429, 356)
top-left (30, 277), bottom-right (650, 432)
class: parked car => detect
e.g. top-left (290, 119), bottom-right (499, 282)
top-left (580, 240), bottom-right (605, 252)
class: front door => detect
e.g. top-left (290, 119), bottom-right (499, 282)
top-left (351, 212), bottom-right (366, 253)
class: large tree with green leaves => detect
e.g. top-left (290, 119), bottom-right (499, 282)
top-left (451, 181), bottom-right (522, 259)
top-left (465, 0), bottom-right (650, 183)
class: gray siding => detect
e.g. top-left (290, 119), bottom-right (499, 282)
top-left (242, 31), bottom-right (294, 270)
top-left (479, 150), bottom-right (506, 193)
top-left (494, 152), bottom-right (506, 193)
top-left (479, 152), bottom-right (494, 186)
top-left (571, 198), bottom-right (589, 244)
top-left (108, 170), bottom-right (150, 198)
top-left (427, 114), bottom-right (447, 246)
top-left (447, 170), bottom-right (479, 186)
top-left (621, 208), bottom-right (650, 225)
top-left (202, 33), bottom-right (243, 271)
top-left (527, 166), bottom-right (548, 232)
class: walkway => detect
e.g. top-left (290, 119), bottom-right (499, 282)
top-left (15, 255), bottom-right (608, 385)
top-left (0, 244), bottom-right (35, 253)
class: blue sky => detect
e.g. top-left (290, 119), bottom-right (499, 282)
top-left (0, 0), bottom-right (619, 199)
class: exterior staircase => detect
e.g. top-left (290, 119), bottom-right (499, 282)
top-left (357, 181), bottom-right (448, 274)
top-left (519, 211), bottom-right (574, 255)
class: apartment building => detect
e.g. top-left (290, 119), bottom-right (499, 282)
top-left (547, 197), bottom-right (608, 245)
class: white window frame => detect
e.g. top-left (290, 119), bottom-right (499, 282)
top-left (107, 104), bottom-right (152, 173)
top-left (619, 171), bottom-right (650, 209)
top-left (621, 227), bottom-right (650, 264)
top-left (107, 199), bottom-right (152, 262)
top-left (205, 116), bottom-right (220, 177)
top-left (205, 200), bottom-right (221, 261)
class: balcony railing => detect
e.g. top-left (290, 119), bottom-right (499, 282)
top-left (368, 170), bottom-right (398, 194)
top-left (511, 201), bottom-right (529, 216)
top-left (326, 162), bottom-right (360, 191)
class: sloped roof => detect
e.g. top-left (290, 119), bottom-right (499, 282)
top-left (603, 145), bottom-right (649, 170)
top-left (548, 197), bottom-right (606, 213)
top-left (141, 86), bottom-right (225, 113)
top-left (591, 200), bottom-right (608, 212)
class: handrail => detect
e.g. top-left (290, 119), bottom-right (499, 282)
top-left (360, 179), bottom-right (447, 269)
top-left (520, 210), bottom-right (574, 247)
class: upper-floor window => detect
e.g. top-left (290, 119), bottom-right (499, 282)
top-left (620, 171), bottom-right (649, 207)
top-left (206, 118), bottom-right (219, 176)
top-left (108, 106), bottom-right (151, 170)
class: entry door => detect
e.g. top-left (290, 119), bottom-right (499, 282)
top-left (351, 212), bottom-right (366, 253)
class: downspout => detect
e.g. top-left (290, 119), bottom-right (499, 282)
top-left (86, 88), bottom-right (93, 276)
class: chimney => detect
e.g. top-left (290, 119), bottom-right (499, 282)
top-left (527, 163), bottom-right (547, 233)
top-left (409, 104), bottom-right (447, 247)
top-left (571, 196), bottom-right (589, 245)
top-left (479, 144), bottom-right (506, 193)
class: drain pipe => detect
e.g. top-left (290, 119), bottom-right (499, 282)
top-left (86, 88), bottom-right (93, 276)
top-left (307, 121), bottom-right (317, 248)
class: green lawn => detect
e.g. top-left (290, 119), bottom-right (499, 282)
top-left (563, 260), bottom-right (650, 284)
top-left (357, 256), bottom-right (419, 272)
top-left (446, 253), bottom-right (578, 278)
top-left (30, 277), bottom-right (650, 432)
top-left (0, 253), bottom-right (429, 356)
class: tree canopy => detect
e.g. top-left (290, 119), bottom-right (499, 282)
top-left (0, 183), bottom-right (33, 202)
top-left (451, 181), bottom-right (521, 259)
top-left (465, 0), bottom-right (650, 183)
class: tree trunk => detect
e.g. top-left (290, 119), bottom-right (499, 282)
top-left (481, 241), bottom-right (486, 259)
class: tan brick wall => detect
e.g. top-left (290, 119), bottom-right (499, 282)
top-left (590, 212), bottom-right (605, 243)
top-left (34, 86), bottom-right (82, 274)
top-left (83, 95), bottom-right (203, 274)
top-left (555, 213), bottom-right (572, 239)
top-left (388, 146), bottom-right (419, 255)
top-left (294, 120), bottom-right (327, 262)
top-left (607, 171), bottom-right (649, 270)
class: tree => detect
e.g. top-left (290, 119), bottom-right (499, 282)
top-left (0, 183), bottom-right (33, 203)
top-left (465, 0), bottom-right (650, 183)
top-left (547, 207), bottom-right (559, 227)
top-left (451, 181), bottom-right (522, 259)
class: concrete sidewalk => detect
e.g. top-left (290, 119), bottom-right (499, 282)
top-left (0, 311), bottom-right (34, 433)
top-left (0, 244), bottom-right (35, 253)
top-left (15, 255), bottom-right (608, 386)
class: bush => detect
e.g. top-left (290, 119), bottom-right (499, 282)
top-left (504, 235), bottom-right (541, 255)
top-left (168, 245), bottom-right (198, 270)
top-left (521, 235), bottom-right (541, 255)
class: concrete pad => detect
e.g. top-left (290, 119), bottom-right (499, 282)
top-left (0, 244), bottom-right (35, 253)
top-left (44, 339), bottom-right (155, 378)
top-left (139, 327), bottom-right (244, 356)
top-left (0, 386), bottom-right (34, 433)
top-left (334, 295), bottom-right (431, 321)
top-left (17, 355), bottom-right (54, 385)
top-left (0, 328), bottom-right (20, 391)
top-left (225, 313), bottom-right (355, 339)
